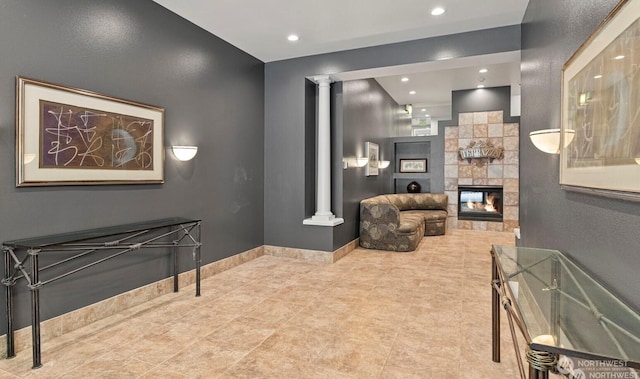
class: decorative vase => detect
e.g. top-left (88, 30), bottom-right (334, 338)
top-left (407, 181), bottom-right (421, 193)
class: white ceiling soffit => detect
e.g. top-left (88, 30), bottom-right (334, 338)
top-left (152, 0), bottom-right (529, 62)
top-left (335, 51), bottom-right (521, 120)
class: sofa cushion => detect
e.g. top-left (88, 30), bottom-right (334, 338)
top-left (404, 210), bottom-right (448, 222)
top-left (397, 213), bottom-right (424, 235)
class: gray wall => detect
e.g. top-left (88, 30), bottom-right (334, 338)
top-left (339, 79), bottom-right (402, 241)
top-left (520, 0), bottom-right (640, 309)
top-left (265, 25), bottom-right (521, 252)
top-left (391, 136), bottom-right (444, 194)
top-left (441, 86), bottom-right (520, 127)
top-left (0, 0), bottom-right (264, 331)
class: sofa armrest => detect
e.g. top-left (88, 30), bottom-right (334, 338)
top-left (360, 200), bottom-right (401, 228)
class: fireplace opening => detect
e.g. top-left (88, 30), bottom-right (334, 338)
top-left (458, 186), bottom-right (503, 222)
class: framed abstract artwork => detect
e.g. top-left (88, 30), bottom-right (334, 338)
top-left (560, 0), bottom-right (640, 200)
top-left (16, 77), bottom-right (164, 186)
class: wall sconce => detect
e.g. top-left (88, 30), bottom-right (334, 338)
top-left (635, 157), bottom-right (640, 165)
top-left (343, 157), bottom-right (369, 168)
top-left (356, 157), bottom-right (369, 167)
top-left (378, 160), bottom-right (390, 169)
top-left (171, 145), bottom-right (198, 161)
top-left (529, 129), bottom-right (575, 154)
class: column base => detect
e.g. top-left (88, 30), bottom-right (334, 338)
top-left (303, 215), bottom-right (344, 226)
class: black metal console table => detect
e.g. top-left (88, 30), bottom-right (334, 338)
top-left (2, 217), bottom-right (202, 369)
top-left (491, 245), bottom-right (640, 379)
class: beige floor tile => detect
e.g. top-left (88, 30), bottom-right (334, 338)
top-left (220, 348), bottom-right (347, 379)
top-left (253, 325), bottom-right (333, 362)
top-left (286, 302), bottom-right (351, 333)
top-left (155, 339), bottom-right (245, 377)
top-left (0, 230), bottom-right (529, 378)
top-left (243, 298), bottom-right (304, 324)
top-left (204, 316), bottom-right (276, 352)
top-left (314, 334), bottom-right (389, 378)
top-left (380, 364), bottom-right (459, 379)
top-left (267, 284), bottom-right (323, 306)
top-left (58, 351), bottom-right (155, 379)
top-left (0, 370), bottom-right (19, 379)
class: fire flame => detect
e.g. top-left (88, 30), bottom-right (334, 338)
top-left (485, 195), bottom-right (496, 212)
top-left (466, 195), bottom-right (497, 212)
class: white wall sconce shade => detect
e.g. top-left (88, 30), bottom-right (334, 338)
top-left (343, 157), bottom-right (370, 168)
top-left (635, 157), bottom-right (640, 165)
top-left (356, 157), bottom-right (369, 167)
top-left (529, 129), bottom-right (575, 154)
top-left (171, 145), bottom-right (198, 161)
top-left (378, 160), bottom-right (390, 169)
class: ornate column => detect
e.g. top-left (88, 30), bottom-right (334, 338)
top-left (303, 75), bottom-right (344, 226)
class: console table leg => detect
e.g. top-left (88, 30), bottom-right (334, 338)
top-left (29, 251), bottom-right (42, 369)
top-left (195, 222), bottom-right (201, 297)
top-left (3, 248), bottom-right (15, 359)
top-left (492, 254), bottom-right (501, 362)
top-left (172, 239), bottom-right (179, 293)
top-left (528, 364), bottom-right (548, 379)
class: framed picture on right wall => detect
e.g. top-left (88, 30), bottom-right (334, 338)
top-left (399, 159), bottom-right (427, 173)
top-left (560, 0), bottom-right (640, 200)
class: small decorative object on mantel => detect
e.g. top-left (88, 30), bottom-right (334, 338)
top-left (407, 181), bottom-right (421, 193)
top-left (458, 140), bottom-right (504, 166)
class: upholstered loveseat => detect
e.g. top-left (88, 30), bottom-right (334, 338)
top-left (359, 193), bottom-right (448, 252)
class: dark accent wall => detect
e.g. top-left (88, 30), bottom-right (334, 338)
top-left (338, 79), bottom-right (401, 240)
top-left (0, 0), bottom-right (264, 332)
top-left (521, 0), bottom-right (640, 309)
top-left (265, 26), bottom-right (521, 252)
top-left (391, 136), bottom-right (444, 194)
top-left (440, 86), bottom-right (519, 127)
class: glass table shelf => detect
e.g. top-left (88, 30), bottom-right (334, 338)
top-left (491, 245), bottom-right (640, 379)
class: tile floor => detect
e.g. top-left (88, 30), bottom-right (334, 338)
top-left (0, 230), bottom-right (539, 378)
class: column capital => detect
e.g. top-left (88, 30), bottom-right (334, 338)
top-left (311, 75), bottom-right (333, 85)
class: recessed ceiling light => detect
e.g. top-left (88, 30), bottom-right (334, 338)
top-left (477, 84), bottom-right (485, 88)
top-left (421, 108), bottom-right (426, 112)
top-left (401, 77), bottom-right (409, 82)
top-left (431, 7), bottom-right (445, 16)
top-left (479, 68), bottom-right (488, 73)
top-left (614, 55), bottom-right (625, 60)
top-left (594, 74), bottom-right (603, 79)
top-left (425, 114), bottom-right (430, 118)
top-left (287, 34), bottom-right (299, 42)
top-left (409, 90), bottom-right (416, 95)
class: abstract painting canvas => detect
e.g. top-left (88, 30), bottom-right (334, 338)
top-left (16, 77), bottom-right (164, 186)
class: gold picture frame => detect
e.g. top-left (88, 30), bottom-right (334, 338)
top-left (560, 0), bottom-right (640, 199)
top-left (16, 77), bottom-right (164, 186)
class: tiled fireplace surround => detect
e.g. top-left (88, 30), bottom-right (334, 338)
top-left (444, 111), bottom-right (520, 232)
top-left (1, 111), bottom-right (519, 355)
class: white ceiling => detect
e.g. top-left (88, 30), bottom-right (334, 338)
top-left (153, 0), bottom-right (529, 120)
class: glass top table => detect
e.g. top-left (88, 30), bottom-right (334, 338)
top-left (2, 218), bottom-right (202, 369)
top-left (491, 245), bottom-right (640, 378)
top-left (2, 217), bottom-right (197, 249)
